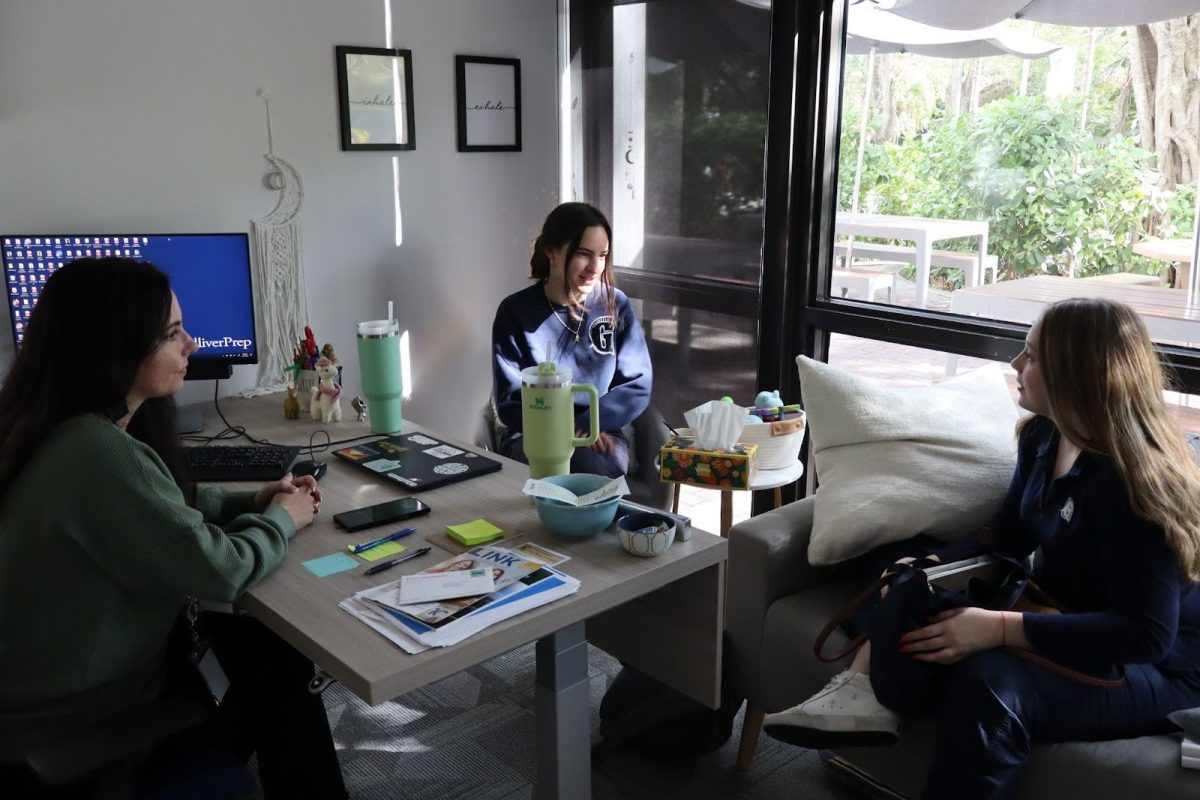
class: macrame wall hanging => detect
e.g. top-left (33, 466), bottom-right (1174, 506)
top-left (242, 90), bottom-right (310, 396)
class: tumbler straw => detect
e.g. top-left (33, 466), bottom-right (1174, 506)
top-left (387, 300), bottom-right (394, 322)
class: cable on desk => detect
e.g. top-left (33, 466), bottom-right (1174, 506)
top-left (177, 379), bottom-right (386, 454)
top-left (306, 428), bottom-right (332, 459)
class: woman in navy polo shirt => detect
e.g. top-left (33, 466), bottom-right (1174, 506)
top-left (765, 298), bottom-right (1200, 799)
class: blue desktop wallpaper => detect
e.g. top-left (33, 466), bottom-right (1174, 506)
top-left (2, 233), bottom-right (257, 363)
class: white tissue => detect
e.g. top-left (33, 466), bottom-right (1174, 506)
top-left (684, 400), bottom-right (748, 450)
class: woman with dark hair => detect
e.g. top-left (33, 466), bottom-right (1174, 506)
top-left (765, 298), bottom-right (1200, 799)
top-left (491, 202), bottom-right (652, 477)
top-left (0, 258), bottom-right (346, 798)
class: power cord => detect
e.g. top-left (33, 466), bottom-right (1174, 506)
top-left (178, 379), bottom-right (383, 454)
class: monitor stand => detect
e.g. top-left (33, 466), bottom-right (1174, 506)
top-left (176, 406), bottom-right (205, 434)
top-left (177, 363), bottom-right (234, 435)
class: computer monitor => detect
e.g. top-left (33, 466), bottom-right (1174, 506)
top-left (1, 233), bottom-right (257, 381)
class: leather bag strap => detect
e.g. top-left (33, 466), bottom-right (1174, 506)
top-left (812, 572), bottom-right (895, 663)
top-left (813, 568), bottom-right (1128, 688)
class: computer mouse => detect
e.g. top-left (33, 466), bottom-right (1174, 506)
top-left (291, 459), bottom-right (327, 481)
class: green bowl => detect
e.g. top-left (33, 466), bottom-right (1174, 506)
top-left (532, 473), bottom-right (621, 540)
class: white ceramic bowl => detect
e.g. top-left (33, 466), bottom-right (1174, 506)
top-left (616, 512), bottom-right (676, 558)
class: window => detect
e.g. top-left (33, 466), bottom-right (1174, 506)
top-left (568, 0), bottom-right (773, 425)
top-left (829, 2), bottom-right (1200, 355)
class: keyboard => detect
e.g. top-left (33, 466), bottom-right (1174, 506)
top-left (184, 444), bottom-right (300, 482)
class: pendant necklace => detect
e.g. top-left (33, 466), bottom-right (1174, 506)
top-left (547, 295), bottom-right (582, 342)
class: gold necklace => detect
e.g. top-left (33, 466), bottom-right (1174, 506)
top-left (547, 295), bottom-right (582, 342)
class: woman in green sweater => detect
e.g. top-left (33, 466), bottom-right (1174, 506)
top-left (0, 258), bottom-right (346, 798)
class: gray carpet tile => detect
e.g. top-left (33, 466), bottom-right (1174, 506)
top-left (245, 643), bottom-right (860, 799)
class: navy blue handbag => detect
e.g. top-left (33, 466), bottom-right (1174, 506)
top-left (813, 557), bottom-right (1124, 716)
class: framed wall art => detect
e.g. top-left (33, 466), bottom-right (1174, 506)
top-left (336, 45), bottom-right (416, 151)
top-left (455, 55), bottom-right (521, 152)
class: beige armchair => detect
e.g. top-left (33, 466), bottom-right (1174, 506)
top-left (726, 496), bottom-right (1198, 798)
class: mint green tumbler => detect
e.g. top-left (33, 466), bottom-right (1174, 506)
top-left (356, 319), bottom-right (403, 434)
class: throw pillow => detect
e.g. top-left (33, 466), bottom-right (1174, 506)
top-left (796, 355), bottom-right (1019, 566)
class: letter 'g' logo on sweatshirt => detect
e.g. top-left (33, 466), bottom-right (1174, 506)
top-left (589, 315), bottom-right (615, 355)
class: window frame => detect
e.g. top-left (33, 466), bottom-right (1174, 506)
top-left (764, 0), bottom-right (1200, 397)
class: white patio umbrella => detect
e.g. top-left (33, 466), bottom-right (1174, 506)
top-left (882, 0), bottom-right (1200, 30)
top-left (845, 7), bottom-right (1059, 212)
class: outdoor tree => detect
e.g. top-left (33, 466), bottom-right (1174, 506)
top-left (1130, 14), bottom-right (1200, 188)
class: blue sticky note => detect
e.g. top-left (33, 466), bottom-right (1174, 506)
top-left (302, 552), bottom-right (360, 578)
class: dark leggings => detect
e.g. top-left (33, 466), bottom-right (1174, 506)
top-left (197, 612), bottom-right (347, 800)
top-left (1, 613), bottom-right (346, 800)
top-left (916, 650), bottom-right (1200, 799)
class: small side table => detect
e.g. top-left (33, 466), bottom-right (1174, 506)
top-left (672, 460), bottom-right (805, 538)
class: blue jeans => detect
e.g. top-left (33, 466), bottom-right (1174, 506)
top-left (918, 650), bottom-right (1200, 799)
top-left (499, 430), bottom-right (630, 478)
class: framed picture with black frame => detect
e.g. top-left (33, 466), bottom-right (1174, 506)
top-left (455, 55), bottom-right (521, 152)
top-left (335, 45), bottom-right (416, 151)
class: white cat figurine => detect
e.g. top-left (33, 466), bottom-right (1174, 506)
top-left (309, 357), bottom-right (342, 423)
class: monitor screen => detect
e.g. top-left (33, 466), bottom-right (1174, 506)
top-left (1, 233), bottom-right (257, 371)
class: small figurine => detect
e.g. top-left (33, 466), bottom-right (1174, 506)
top-left (283, 385), bottom-right (301, 420)
top-left (321, 342), bottom-right (338, 364)
top-left (309, 357), bottom-right (342, 423)
top-left (755, 389), bottom-right (785, 409)
top-left (292, 341), bottom-right (307, 367)
top-left (351, 395), bottom-right (368, 422)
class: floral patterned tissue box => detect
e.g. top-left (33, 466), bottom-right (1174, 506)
top-left (659, 434), bottom-right (758, 490)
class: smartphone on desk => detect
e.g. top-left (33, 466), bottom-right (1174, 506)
top-left (333, 497), bottom-right (431, 532)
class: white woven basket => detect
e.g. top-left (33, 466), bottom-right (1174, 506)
top-left (736, 412), bottom-right (807, 470)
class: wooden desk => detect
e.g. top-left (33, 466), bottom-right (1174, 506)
top-left (195, 396), bottom-right (727, 800)
top-left (836, 212), bottom-right (990, 308)
top-left (950, 275), bottom-right (1200, 344)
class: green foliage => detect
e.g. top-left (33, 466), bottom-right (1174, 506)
top-left (842, 95), bottom-right (1174, 286)
top-left (657, 51), bottom-right (769, 242)
top-left (1159, 182), bottom-right (1198, 239)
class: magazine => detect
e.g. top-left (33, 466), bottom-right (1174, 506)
top-left (341, 566), bottom-right (579, 653)
top-left (341, 544), bottom-right (581, 652)
top-left (359, 544), bottom-right (548, 626)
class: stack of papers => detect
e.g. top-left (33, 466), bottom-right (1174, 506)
top-left (339, 543), bottom-right (579, 653)
top-left (1184, 736), bottom-right (1199, 770)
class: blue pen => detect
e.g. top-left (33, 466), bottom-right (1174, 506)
top-left (352, 526), bottom-right (417, 554)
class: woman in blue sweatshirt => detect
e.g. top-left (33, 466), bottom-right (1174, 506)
top-left (765, 298), bottom-right (1200, 799)
top-left (491, 202), bottom-right (652, 478)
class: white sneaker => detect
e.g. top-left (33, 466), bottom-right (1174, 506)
top-left (762, 670), bottom-right (899, 749)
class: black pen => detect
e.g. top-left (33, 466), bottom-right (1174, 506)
top-left (363, 546), bottom-right (431, 576)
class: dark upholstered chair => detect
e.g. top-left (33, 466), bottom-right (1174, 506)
top-left (20, 694), bottom-right (254, 799)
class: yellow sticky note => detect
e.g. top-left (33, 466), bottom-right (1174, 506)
top-left (446, 519), bottom-right (503, 546)
top-left (351, 541), bottom-right (407, 562)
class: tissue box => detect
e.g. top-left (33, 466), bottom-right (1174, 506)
top-left (659, 434), bottom-right (758, 490)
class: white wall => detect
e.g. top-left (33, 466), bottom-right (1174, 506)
top-left (0, 0), bottom-right (558, 435)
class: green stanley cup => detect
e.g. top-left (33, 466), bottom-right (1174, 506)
top-left (356, 319), bottom-right (403, 434)
top-left (520, 362), bottom-right (599, 478)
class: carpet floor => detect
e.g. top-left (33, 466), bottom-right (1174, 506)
top-left (275, 643), bottom-right (862, 800)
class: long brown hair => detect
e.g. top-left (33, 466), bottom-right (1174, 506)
top-left (528, 202), bottom-right (618, 323)
top-left (1030, 297), bottom-right (1200, 580)
top-left (0, 258), bottom-right (192, 503)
